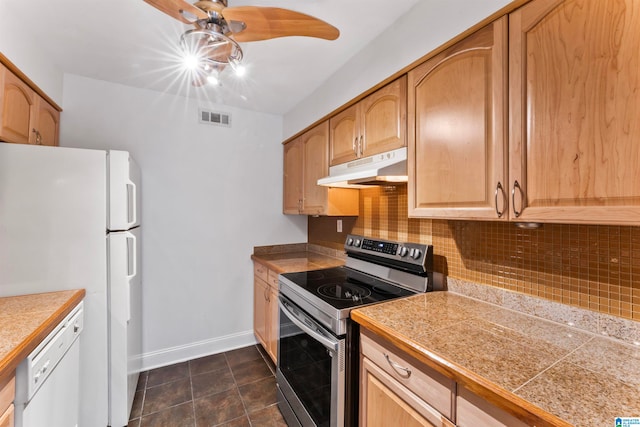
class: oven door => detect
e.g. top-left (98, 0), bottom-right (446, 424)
top-left (277, 294), bottom-right (345, 427)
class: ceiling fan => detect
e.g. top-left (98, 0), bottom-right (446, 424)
top-left (143, 0), bottom-right (340, 85)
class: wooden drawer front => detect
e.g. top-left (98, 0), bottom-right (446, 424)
top-left (0, 404), bottom-right (13, 427)
top-left (456, 387), bottom-right (528, 427)
top-left (0, 376), bottom-right (14, 418)
top-left (362, 357), bottom-right (455, 427)
top-left (361, 332), bottom-right (454, 419)
top-left (253, 262), bottom-right (268, 282)
top-left (267, 270), bottom-right (279, 290)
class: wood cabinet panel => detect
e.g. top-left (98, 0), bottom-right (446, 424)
top-left (456, 386), bottom-right (528, 427)
top-left (33, 98), bottom-right (60, 146)
top-left (360, 76), bottom-right (407, 158)
top-left (0, 376), bottom-right (14, 427)
top-left (265, 285), bottom-right (278, 362)
top-left (0, 65), bottom-right (36, 145)
top-left (360, 331), bottom-right (453, 419)
top-left (301, 122), bottom-right (330, 215)
top-left (329, 104), bottom-right (359, 165)
top-left (283, 121), bottom-right (359, 216)
top-left (509, 0), bottom-right (640, 224)
top-left (0, 63), bottom-right (59, 147)
top-left (329, 77), bottom-right (407, 166)
top-left (360, 330), bottom-right (455, 427)
top-left (283, 139), bottom-right (304, 214)
top-left (408, 17), bottom-right (508, 220)
top-left (361, 358), bottom-right (445, 427)
top-left (0, 404), bottom-right (13, 427)
top-left (253, 261), bottom-right (279, 363)
top-left (253, 275), bottom-right (269, 353)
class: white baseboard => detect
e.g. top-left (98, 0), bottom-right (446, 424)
top-left (140, 330), bottom-right (258, 371)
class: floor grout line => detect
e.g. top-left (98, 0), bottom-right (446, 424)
top-left (130, 344), bottom-right (284, 427)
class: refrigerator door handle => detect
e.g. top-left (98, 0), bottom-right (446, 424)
top-left (125, 231), bottom-right (137, 323)
top-left (126, 180), bottom-right (137, 228)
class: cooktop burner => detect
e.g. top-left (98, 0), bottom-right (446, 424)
top-left (317, 283), bottom-right (372, 302)
top-left (280, 266), bottom-right (415, 310)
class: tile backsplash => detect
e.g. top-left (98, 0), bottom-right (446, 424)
top-left (308, 185), bottom-right (640, 321)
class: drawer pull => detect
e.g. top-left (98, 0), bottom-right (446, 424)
top-left (384, 353), bottom-right (411, 378)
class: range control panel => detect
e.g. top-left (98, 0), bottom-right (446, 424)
top-left (344, 234), bottom-right (433, 272)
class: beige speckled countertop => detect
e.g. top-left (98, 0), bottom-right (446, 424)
top-left (0, 290), bottom-right (86, 384)
top-left (352, 292), bottom-right (640, 427)
top-left (251, 243), bottom-right (345, 273)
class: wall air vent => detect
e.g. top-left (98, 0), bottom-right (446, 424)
top-left (199, 109), bottom-right (231, 127)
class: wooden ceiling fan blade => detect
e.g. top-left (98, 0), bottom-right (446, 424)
top-left (221, 6), bottom-right (339, 42)
top-left (144, 0), bottom-right (208, 24)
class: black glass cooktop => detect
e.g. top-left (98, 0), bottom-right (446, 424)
top-left (280, 266), bottom-right (415, 310)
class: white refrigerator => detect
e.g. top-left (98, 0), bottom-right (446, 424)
top-left (0, 143), bottom-right (142, 427)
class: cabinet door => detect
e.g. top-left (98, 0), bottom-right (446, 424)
top-left (509, 0), bottom-right (640, 225)
top-left (329, 103), bottom-right (359, 166)
top-left (33, 97), bottom-right (60, 146)
top-left (283, 138), bottom-right (303, 214)
top-left (265, 285), bottom-right (279, 363)
top-left (253, 276), bottom-right (269, 351)
top-left (360, 357), bottom-right (452, 427)
top-left (456, 387), bottom-right (528, 427)
top-left (300, 121), bottom-right (329, 215)
top-left (0, 405), bottom-right (13, 427)
top-left (0, 65), bottom-right (36, 145)
top-left (408, 17), bottom-right (508, 220)
top-left (360, 76), bottom-right (407, 158)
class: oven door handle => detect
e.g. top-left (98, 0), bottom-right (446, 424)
top-left (279, 298), bottom-right (339, 353)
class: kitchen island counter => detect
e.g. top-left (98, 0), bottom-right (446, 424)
top-left (0, 289), bottom-right (86, 385)
top-left (352, 291), bottom-right (640, 427)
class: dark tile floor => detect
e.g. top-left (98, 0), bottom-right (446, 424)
top-left (128, 344), bottom-right (287, 427)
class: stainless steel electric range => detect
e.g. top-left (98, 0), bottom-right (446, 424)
top-left (276, 234), bottom-right (435, 427)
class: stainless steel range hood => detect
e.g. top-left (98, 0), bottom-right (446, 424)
top-left (317, 147), bottom-right (408, 188)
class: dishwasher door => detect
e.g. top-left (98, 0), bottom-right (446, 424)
top-left (14, 302), bottom-right (84, 427)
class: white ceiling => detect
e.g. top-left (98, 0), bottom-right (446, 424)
top-left (6, 0), bottom-right (420, 115)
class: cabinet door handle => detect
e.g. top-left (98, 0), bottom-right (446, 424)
top-left (353, 137), bottom-right (358, 155)
top-left (359, 135), bottom-right (364, 156)
top-left (384, 353), bottom-right (411, 378)
top-left (494, 181), bottom-right (506, 218)
top-left (32, 128), bottom-right (42, 145)
top-left (512, 180), bottom-right (524, 218)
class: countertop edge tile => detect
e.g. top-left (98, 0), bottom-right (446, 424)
top-left (0, 289), bottom-right (86, 384)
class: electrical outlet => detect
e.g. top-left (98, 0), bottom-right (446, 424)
top-left (337, 219), bottom-right (343, 233)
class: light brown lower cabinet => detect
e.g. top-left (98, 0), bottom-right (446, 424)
top-left (253, 261), bottom-right (278, 363)
top-left (361, 329), bottom-right (532, 427)
top-left (456, 386), bottom-right (528, 427)
top-left (360, 331), bottom-right (455, 427)
top-left (361, 358), bottom-right (455, 427)
top-left (0, 376), bottom-right (15, 427)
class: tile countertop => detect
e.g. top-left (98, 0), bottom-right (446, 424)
top-left (0, 289), bottom-right (86, 385)
top-left (351, 292), bottom-right (640, 427)
top-left (251, 244), bottom-right (345, 274)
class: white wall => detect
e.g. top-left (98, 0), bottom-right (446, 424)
top-left (283, 0), bottom-right (513, 138)
top-left (0, 2), bottom-right (64, 103)
top-left (61, 74), bottom-right (307, 369)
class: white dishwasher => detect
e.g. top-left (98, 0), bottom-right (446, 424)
top-left (14, 301), bottom-right (84, 427)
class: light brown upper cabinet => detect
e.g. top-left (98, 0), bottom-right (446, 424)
top-left (33, 97), bottom-right (60, 146)
top-left (509, 0), bottom-right (640, 225)
top-left (0, 63), bottom-right (60, 146)
top-left (329, 76), bottom-right (407, 166)
top-left (408, 17), bottom-right (508, 220)
top-left (283, 121), bottom-right (359, 216)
